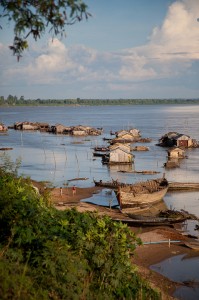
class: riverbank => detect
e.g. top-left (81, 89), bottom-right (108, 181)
top-left (39, 184), bottom-right (196, 299)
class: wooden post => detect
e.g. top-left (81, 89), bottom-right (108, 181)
top-left (109, 199), bottom-right (113, 210)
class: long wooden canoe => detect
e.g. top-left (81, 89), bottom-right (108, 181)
top-left (93, 179), bottom-right (127, 188)
top-left (94, 179), bottom-right (199, 190)
top-left (113, 216), bottom-right (186, 227)
top-left (168, 182), bottom-right (199, 190)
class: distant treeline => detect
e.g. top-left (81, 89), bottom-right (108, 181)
top-left (1, 95), bottom-right (199, 106)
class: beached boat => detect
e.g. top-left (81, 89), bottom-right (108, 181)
top-left (116, 177), bottom-right (169, 212)
top-left (114, 214), bottom-right (186, 226)
top-left (184, 241), bottom-right (199, 250)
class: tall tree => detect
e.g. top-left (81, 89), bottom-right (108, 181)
top-left (0, 0), bottom-right (90, 60)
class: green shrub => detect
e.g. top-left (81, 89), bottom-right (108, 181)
top-left (0, 168), bottom-right (161, 299)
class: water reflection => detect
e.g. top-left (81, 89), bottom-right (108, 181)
top-left (174, 286), bottom-right (199, 300)
top-left (107, 163), bottom-right (134, 173)
top-left (164, 191), bottom-right (199, 218)
top-left (81, 188), bottom-right (118, 208)
top-left (1, 105), bottom-right (199, 299)
top-left (151, 254), bottom-right (199, 300)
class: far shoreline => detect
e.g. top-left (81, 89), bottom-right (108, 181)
top-left (1, 98), bottom-right (199, 108)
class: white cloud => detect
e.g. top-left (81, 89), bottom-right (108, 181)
top-left (149, 0), bottom-right (199, 59)
top-left (118, 0), bottom-right (199, 83)
top-left (0, 0), bottom-right (199, 97)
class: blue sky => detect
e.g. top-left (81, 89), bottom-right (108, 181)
top-left (0, 0), bottom-right (199, 99)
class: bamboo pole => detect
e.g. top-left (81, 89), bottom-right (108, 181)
top-left (143, 240), bottom-right (181, 245)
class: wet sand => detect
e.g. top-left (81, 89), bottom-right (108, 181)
top-left (34, 183), bottom-right (197, 299)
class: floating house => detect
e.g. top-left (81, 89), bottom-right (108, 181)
top-left (0, 123), bottom-right (8, 132)
top-left (174, 134), bottom-right (195, 148)
top-left (102, 146), bottom-right (134, 164)
top-left (116, 128), bottom-right (140, 138)
top-left (129, 128), bottom-right (141, 137)
top-left (111, 132), bottom-right (137, 144)
top-left (167, 147), bottom-right (185, 158)
top-left (37, 123), bottom-right (50, 131)
top-left (13, 121), bottom-right (49, 131)
top-left (72, 125), bottom-right (102, 136)
top-left (51, 124), bottom-right (71, 134)
top-left (72, 129), bottom-right (87, 136)
top-left (109, 143), bottom-right (131, 152)
top-left (158, 132), bottom-right (197, 148)
top-left (12, 122), bottom-right (102, 136)
top-left (116, 130), bottom-right (129, 137)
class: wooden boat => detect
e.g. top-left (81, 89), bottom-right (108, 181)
top-left (124, 212), bottom-right (186, 223)
top-left (93, 176), bottom-right (160, 188)
top-left (184, 241), bottom-right (199, 250)
top-left (0, 147), bottom-right (13, 151)
top-left (112, 208), bottom-right (187, 227)
top-left (94, 179), bottom-right (199, 191)
top-left (93, 179), bottom-right (128, 188)
top-left (93, 152), bottom-right (106, 157)
top-left (116, 177), bottom-right (169, 212)
top-left (93, 146), bottom-right (109, 152)
top-left (114, 214), bottom-right (186, 227)
top-left (168, 182), bottom-right (199, 190)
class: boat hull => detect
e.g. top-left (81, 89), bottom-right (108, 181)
top-left (113, 216), bottom-right (185, 227)
top-left (184, 241), bottom-right (199, 250)
top-left (93, 179), bottom-right (125, 188)
top-left (117, 186), bottom-right (168, 209)
top-left (116, 177), bottom-right (169, 211)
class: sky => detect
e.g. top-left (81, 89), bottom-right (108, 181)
top-left (0, 0), bottom-right (199, 99)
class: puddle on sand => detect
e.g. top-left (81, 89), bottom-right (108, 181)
top-left (150, 254), bottom-right (199, 300)
top-left (81, 188), bottom-right (119, 208)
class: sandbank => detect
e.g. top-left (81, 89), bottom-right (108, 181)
top-left (34, 183), bottom-right (198, 299)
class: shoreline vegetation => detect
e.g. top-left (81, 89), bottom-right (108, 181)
top-left (0, 163), bottom-right (195, 299)
top-left (1, 103), bottom-right (198, 298)
top-left (0, 167), bottom-right (164, 300)
top-left (41, 183), bottom-right (199, 299)
top-left (1, 97), bottom-right (199, 106)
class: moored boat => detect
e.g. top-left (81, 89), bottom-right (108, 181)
top-left (116, 176), bottom-right (169, 212)
top-left (184, 241), bottom-right (199, 250)
top-left (114, 215), bottom-right (186, 226)
top-left (93, 179), bottom-right (128, 188)
top-left (93, 152), bottom-right (106, 157)
top-left (93, 146), bottom-right (109, 152)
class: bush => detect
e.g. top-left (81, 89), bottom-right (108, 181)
top-left (0, 168), bottom-right (161, 299)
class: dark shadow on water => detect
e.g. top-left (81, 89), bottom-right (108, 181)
top-left (150, 254), bottom-right (199, 300)
top-left (174, 286), bottom-right (199, 300)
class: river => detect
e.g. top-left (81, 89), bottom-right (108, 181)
top-left (1, 104), bottom-right (199, 298)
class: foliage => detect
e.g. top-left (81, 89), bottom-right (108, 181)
top-left (0, 0), bottom-right (91, 59)
top-left (0, 152), bottom-right (21, 176)
top-left (0, 168), bottom-right (161, 299)
top-left (1, 95), bottom-right (199, 106)
top-left (0, 258), bottom-right (48, 300)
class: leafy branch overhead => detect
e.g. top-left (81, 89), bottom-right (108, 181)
top-left (0, 0), bottom-right (91, 60)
